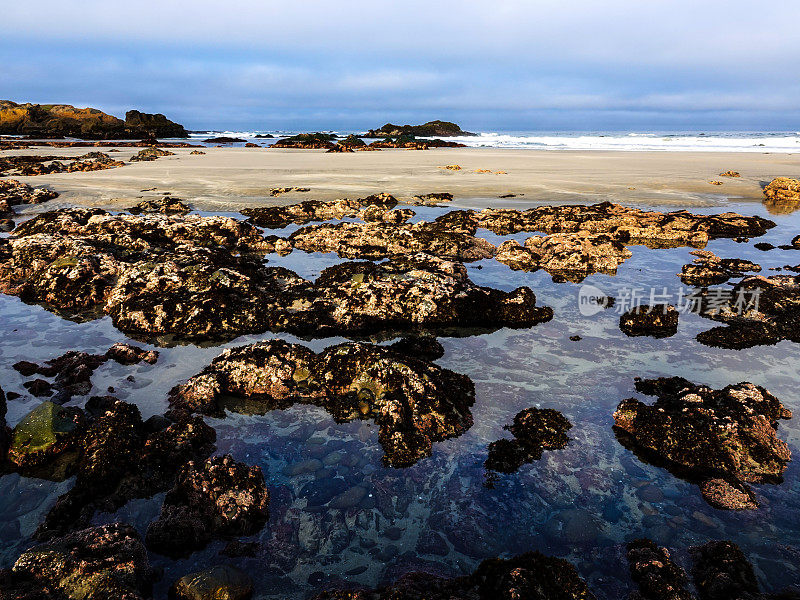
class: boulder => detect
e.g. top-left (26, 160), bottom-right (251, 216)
top-left (365, 120), bottom-right (475, 138)
top-left (11, 524), bottom-right (153, 599)
top-left (763, 177), bottom-right (800, 214)
top-left (626, 538), bottom-right (695, 600)
top-left (129, 146), bottom-right (175, 162)
top-left (146, 454), bottom-right (269, 557)
top-left (613, 377), bottom-right (792, 509)
top-left (619, 304), bottom-right (679, 338)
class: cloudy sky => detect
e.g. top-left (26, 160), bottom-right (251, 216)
top-left (2, 1), bottom-right (798, 131)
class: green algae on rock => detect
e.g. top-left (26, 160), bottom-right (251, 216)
top-left (170, 565), bottom-right (253, 600)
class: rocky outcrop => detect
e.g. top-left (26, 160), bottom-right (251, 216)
top-left (290, 219), bottom-right (497, 262)
top-left (169, 339), bottom-right (476, 467)
top-left (0, 179), bottom-right (59, 208)
top-left (242, 193), bottom-right (396, 228)
top-left (485, 407), bottom-right (572, 475)
top-left (365, 120), bottom-right (475, 138)
top-left (146, 454), bottom-right (269, 557)
top-left (312, 551), bottom-right (593, 599)
top-left (679, 250), bottom-right (761, 286)
top-left (695, 274), bottom-right (800, 349)
top-left (170, 566), bottom-right (253, 600)
top-left (627, 538), bottom-right (695, 600)
top-left (7, 523), bottom-right (153, 600)
top-left (124, 110), bottom-right (188, 138)
top-left (409, 192), bottom-right (454, 206)
top-left (0, 153), bottom-right (124, 176)
top-left (34, 400), bottom-right (216, 539)
top-left (0, 211), bottom-right (549, 340)
top-left (127, 196), bottom-right (190, 215)
top-left (763, 177), bottom-right (800, 214)
top-left (272, 133), bottom-right (337, 149)
top-left (368, 136), bottom-right (467, 149)
top-left (613, 376), bottom-right (792, 509)
top-left (619, 304), bottom-right (679, 338)
top-left (269, 186), bottom-right (311, 196)
top-left (0, 100), bottom-right (187, 139)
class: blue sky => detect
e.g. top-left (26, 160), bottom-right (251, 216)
top-left (2, 0), bottom-right (799, 131)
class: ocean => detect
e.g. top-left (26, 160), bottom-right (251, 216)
top-left (189, 130), bottom-right (800, 152)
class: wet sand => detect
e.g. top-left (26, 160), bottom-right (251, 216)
top-left (5, 146), bottom-right (799, 212)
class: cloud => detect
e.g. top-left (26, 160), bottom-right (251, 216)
top-left (1, 1), bottom-right (798, 129)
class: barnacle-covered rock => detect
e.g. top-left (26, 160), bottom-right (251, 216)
top-left (169, 339), bottom-right (476, 467)
top-left (613, 376), bottom-right (791, 509)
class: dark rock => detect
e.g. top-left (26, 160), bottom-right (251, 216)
top-left (409, 192), bottom-right (454, 206)
top-left (679, 250), bottom-right (761, 286)
top-left (202, 136), bottom-right (246, 143)
top-left (104, 342), bottom-right (159, 365)
top-left (388, 335), bottom-right (445, 360)
top-left (272, 133), bottom-right (337, 149)
top-left (7, 401), bottom-right (85, 471)
top-left (23, 379), bottom-right (54, 398)
top-left (690, 541), bottom-right (760, 600)
top-left (36, 403), bottom-right (216, 539)
top-left (695, 274), bottom-right (800, 349)
top-left (124, 110), bottom-right (187, 138)
top-left (754, 242), bottom-right (775, 251)
top-left (269, 187), bottom-right (311, 197)
top-left (170, 565), bottom-right (253, 600)
top-left (146, 454), bottom-right (269, 557)
top-left (627, 538), bottom-right (695, 600)
top-left (220, 540), bottom-right (259, 558)
top-left (169, 339), bottom-right (476, 467)
top-left (365, 121), bottom-right (475, 138)
top-left (312, 551), bottom-right (593, 599)
top-left (614, 377), bottom-right (791, 509)
top-left (11, 523), bottom-right (153, 599)
top-left (485, 407), bottom-right (572, 474)
top-left (619, 304), bottom-right (679, 338)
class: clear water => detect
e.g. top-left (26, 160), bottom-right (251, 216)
top-left (1, 199), bottom-right (800, 598)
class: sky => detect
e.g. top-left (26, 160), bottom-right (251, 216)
top-left (1, 0), bottom-right (799, 132)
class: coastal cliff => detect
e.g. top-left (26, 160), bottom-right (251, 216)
top-left (0, 100), bottom-right (188, 139)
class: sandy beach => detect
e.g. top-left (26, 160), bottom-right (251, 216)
top-left (5, 146), bottom-right (798, 212)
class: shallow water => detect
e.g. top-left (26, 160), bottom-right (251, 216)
top-left (2, 199), bottom-right (800, 598)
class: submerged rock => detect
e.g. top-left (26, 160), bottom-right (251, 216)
top-left (169, 339), bottom-right (476, 467)
top-left (9, 523), bottom-right (153, 600)
top-left (695, 274), bottom-right (800, 349)
top-left (7, 401), bottom-right (85, 472)
top-left (626, 538), bottom-right (694, 600)
top-left (613, 376), bottom-right (792, 509)
top-left (312, 551), bottom-right (593, 599)
top-left (679, 250), bottom-right (761, 286)
top-left (485, 407), bottom-right (572, 474)
top-left (146, 454), bottom-right (269, 557)
top-left (170, 565), bottom-right (253, 600)
top-left (619, 304), bottom-right (679, 338)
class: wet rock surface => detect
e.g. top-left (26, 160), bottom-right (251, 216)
top-left (485, 407), bottom-right (572, 475)
top-left (0, 153), bottom-right (125, 176)
top-left (763, 177), bottom-right (800, 214)
top-left (679, 250), bottom-right (761, 286)
top-left (311, 551), bottom-right (594, 599)
top-left (34, 400), bottom-right (216, 539)
top-left (146, 454), bottom-right (269, 557)
top-left (613, 376), bottom-right (792, 509)
top-left (6, 523), bottom-right (153, 600)
top-left (695, 274), bottom-right (800, 349)
top-left (169, 339), bottom-right (475, 467)
top-left (0, 180), bottom-right (59, 215)
top-left (129, 146), bottom-right (176, 162)
top-left (241, 193), bottom-right (397, 228)
top-left (619, 305), bottom-right (679, 338)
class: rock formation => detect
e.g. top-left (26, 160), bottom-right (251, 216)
top-left (365, 120), bottom-right (475, 138)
